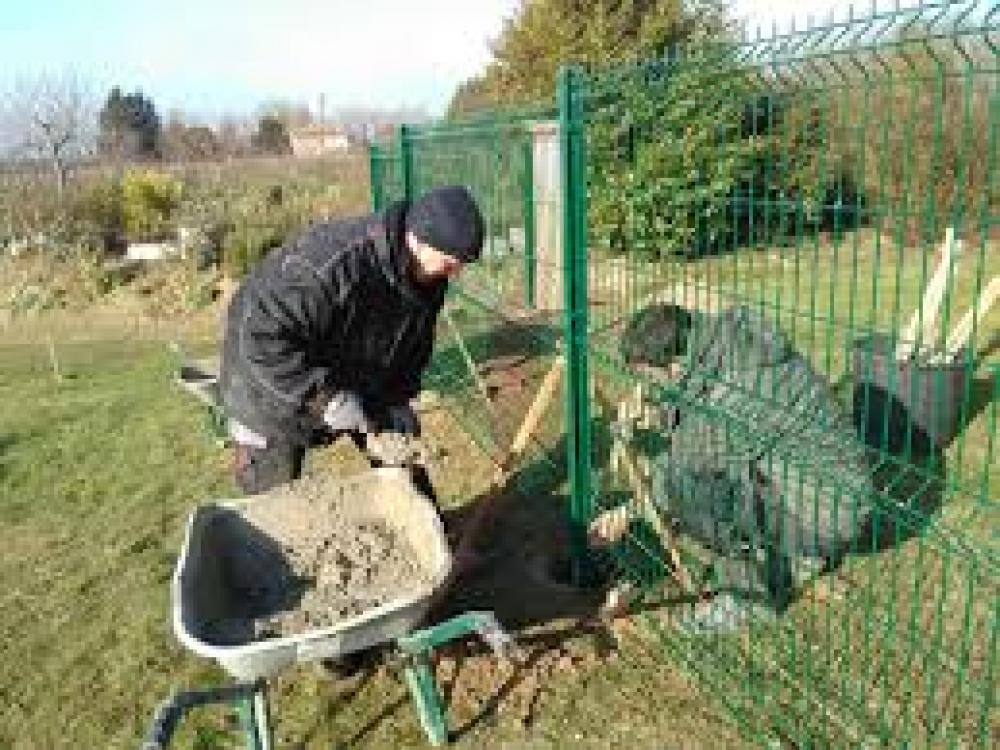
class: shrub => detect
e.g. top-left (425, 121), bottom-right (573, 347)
top-left (1, 246), bottom-right (114, 316)
top-left (69, 179), bottom-right (126, 253)
top-left (221, 215), bottom-right (296, 278)
top-left (587, 48), bottom-right (861, 258)
top-left (121, 169), bottom-right (183, 241)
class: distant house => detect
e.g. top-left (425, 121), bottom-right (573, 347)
top-left (366, 123), bottom-right (398, 145)
top-left (289, 124), bottom-right (351, 157)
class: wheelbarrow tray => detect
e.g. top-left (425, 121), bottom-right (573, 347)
top-left (171, 467), bottom-right (453, 681)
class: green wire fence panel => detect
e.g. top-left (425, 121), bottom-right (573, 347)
top-left (411, 121), bottom-right (533, 311)
top-left (576, 1), bottom-right (998, 747)
top-left (374, 114), bottom-right (568, 502)
top-left (423, 286), bottom-right (564, 498)
top-left (371, 3), bottom-right (998, 744)
top-left (368, 141), bottom-right (404, 211)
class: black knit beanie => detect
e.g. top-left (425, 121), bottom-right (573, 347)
top-left (406, 185), bottom-right (484, 263)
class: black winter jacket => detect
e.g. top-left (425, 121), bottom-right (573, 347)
top-left (219, 201), bottom-right (446, 444)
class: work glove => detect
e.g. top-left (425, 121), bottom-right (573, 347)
top-left (386, 402), bottom-right (420, 436)
top-left (322, 391), bottom-right (372, 434)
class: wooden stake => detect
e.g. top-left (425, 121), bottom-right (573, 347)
top-left (897, 228), bottom-right (961, 361)
top-left (592, 381), bottom-right (695, 594)
top-left (46, 335), bottom-right (63, 383)
top-left (614, 439), bottom-right (695, 594)
top-left (940, 275), bottom-right (1000, 362)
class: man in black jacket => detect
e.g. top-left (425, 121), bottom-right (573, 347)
top-left (219, 185), bottom-right (484, 494)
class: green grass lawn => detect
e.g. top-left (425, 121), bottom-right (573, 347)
top-left (0, 329), bottom-right (750, 749)
top-left (0, 337), bottom-right (233, 748)
top-left (1, 227), bottom-right (995, 748)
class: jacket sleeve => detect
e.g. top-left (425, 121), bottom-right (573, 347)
top-left (384, 294), bottom-right (444, 405)
top-left (237, 255), bottom-right (340, 421)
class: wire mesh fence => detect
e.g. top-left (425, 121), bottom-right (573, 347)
top-left (371, 2), bottom-right (998, 744)
top-left (370, 116), bottom-right (567, 500)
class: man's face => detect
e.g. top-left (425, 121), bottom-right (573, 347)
top-left (408, 233), bottom-right (464, 283)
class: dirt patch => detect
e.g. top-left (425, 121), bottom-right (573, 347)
top-left (414, 488), bottom-right (622, 734)
top-left (435, 491), bottom-right (606, 627)
top-left (203, 473), bottom-right (433, 643)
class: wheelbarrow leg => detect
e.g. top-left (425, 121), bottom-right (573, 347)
top-left (397, 611), bottom-right (519, 746)
top-left (402, 654), bottom-right (449, 746)
top-left (236, 680), bottom-right (273, 750)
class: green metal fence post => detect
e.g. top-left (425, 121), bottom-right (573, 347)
top-left (399, 124), bottom-right (414, 202)
top-left (559, 64), bottom-right (593, 586)
top-left (522, 131), bottom-right (537, 309)
top-left (369, 143), bottom-right (384, 212)
top-left (335, 9), bottom-right (1000, 746)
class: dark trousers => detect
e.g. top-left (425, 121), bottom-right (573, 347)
top-left (232, 438), bottom-right (306, 495)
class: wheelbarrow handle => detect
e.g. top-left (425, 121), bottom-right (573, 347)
top-left (141, 682), bottom-right (263, 749)
top-left (142, 692), bottom-right (187, 750)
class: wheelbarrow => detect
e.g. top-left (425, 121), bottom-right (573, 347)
top-left (144, 467), bottom-right (516, 748)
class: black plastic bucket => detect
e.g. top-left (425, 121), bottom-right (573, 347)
top-left (851, 333), bottom-right (969, 450)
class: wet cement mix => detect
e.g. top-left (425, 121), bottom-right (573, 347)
top-left (205, 472), bottom-right (433, 643)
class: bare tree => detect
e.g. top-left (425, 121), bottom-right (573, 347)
top-left (256, 99), bottom-right (314, 130)
top-left (162, 109), bottom-right (222, 162)
top-left (215, 114), bottom-right (254, 158)
top-left (0, 72), bottom-right (96, 195)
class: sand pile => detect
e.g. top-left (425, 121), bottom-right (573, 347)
top-left (203, 472), bottom-right (433, 643)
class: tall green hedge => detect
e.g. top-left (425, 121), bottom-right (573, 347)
top-left (587, 49), bottom-right (859, 258)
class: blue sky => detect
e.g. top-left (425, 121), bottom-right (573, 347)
top-left (0, 0), bottom-right (522, 118)
top-left (0, 1), bottom-right (926, 120)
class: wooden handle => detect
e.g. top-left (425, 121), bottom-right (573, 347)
top-left (455, 356), bottom-right (565, 558)
top-left (944, 275), bottom-right (1000, 360)
top-left (504, 355), bottom-right (565, 469)
top-left (897, 228), bottom-right (960, 360)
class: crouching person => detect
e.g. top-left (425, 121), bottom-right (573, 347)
top-left (596, 303), bottom-right (875, 625)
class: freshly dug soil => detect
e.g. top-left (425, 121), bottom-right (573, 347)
top-left (204, 473), bottom-right (432, 643)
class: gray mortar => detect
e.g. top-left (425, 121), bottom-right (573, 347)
top-left (202, 473), bottom-right (431, 644)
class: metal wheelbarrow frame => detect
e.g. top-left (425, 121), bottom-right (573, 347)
top-left (145, 468), bottom-right (514, 748)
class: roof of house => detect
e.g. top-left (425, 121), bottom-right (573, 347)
top-left (290, 123), bottom-right (348, 139)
